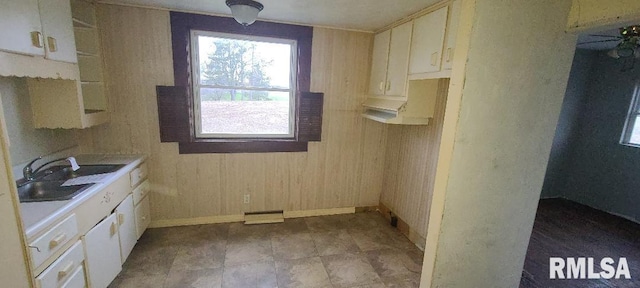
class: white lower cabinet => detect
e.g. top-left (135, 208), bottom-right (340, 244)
top-left (116, 194), bottom-right (137, 263)
top-left (83, 213), bottom-right (121, 288)
top-left (135, 195), bottom-right (151, 239)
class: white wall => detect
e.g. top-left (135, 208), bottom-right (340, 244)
top-left (421, 0), bottom-right (577, 286)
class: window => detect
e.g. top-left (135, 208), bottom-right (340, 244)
top-left (621, 83), bottom-right (640, 146)
top-left (191, 31), bottom-right (297, 139)
top-left (159, 12), bottom-right (321, 154)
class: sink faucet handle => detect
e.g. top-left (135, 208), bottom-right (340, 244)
top-left (66, 157), bottom-right (80, 171)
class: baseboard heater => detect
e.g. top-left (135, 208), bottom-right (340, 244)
top-left (244, 210), bottom-right (284, 225)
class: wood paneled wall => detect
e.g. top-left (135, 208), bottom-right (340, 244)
top-left (380, 78), bottom-right (449, 238)
top-left (80, 4), bottom-right (388, 222)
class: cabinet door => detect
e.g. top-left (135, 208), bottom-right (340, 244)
top-left (0, 0), bottom-right (44, 56)
top-left (409, 6), bottom-right (448, 74)
top-left (135, 196), bottom-right (151, 239)
top-left (386, 21), bottom-right (412, 96)
top-left (38, 0), bottom-right (78, 63)
top-left (443, 0), bottom-right (461, 70)
top-left (368, 29), bottom-right (390, 96)
top-left (116, 194), bottom-right (137, 264)
top-left (83, 213), bottom-right (121, 288)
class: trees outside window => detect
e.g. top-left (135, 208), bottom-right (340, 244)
top-left (191, 31), bottom-right (297, 138)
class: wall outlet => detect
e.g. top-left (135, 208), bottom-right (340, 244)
top-left (243, 194), bottom-right (250, 204)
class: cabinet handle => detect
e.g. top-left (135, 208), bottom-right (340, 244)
top-left (49, 233), bottom-right (67, 249)
top-left (446, 48), bottom-right (453, 62)
top-left (58, 262), bottom-right (74, 279)
top-left (378, 81), bottom-right (385, 92)
top-left (431, 52), bottom-right (439, 66)
top-left (110, 221), bottom-right (117, 236)
top-left (47, 37), bottom-right (57, 52)
top-left (30, 31), bottom-right (43, 48)
top-left (118, 213), bottom-right (125, 225)
top-left (386, 81), bottom-right (391, 91)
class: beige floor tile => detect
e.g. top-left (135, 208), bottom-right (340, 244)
top-left (108, 275), bottom-right (167, 288)
top-left (228, 222), bottom-right (273, 241)
top-left (268, 218), bottom-right (309, 235)
top-left (224, 238), bottom-right (273, 266)
top-left (380, 273), bottom-right (421, 288)
top-left (120, 244), bottom-right (179, 278)
top-left (164, 268), bottom-right (223, 288)
top-left (312, 229), bottom-right (360, 256)
top-left (272, 232), bottom-right (318, 260)
top-left (344, 282), bottom-right (387, 288)
top-left (321, 253), bottom-right (381, 288)
top-left (365, 248), bottom-right (422, 278)
top-left (305, 214), bottom-right (354, 232)
top-left (172, 240), bottom-right (227, 271)
top-left (222, 261), bottom-right (277, 288)
top-left (275, 257), bottom-right (333, 288)
top-left (349, 228), bottom-right (414, 252)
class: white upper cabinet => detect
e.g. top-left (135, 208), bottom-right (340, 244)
top-left (409, 6), bottom-right (448, 75)
top-left (368, 21), bottom-right (412, 97)
top-left (443, 0), bottom-right (461, 70)
top-left (38, 0), bottom-right (78, 63)
top-left (368, 30), bottom-right (390, 96)
top-left (0, 0), bottom-right (77, 63)
top-left (0, 0), bottom-right (45, 56)
top-left (386, 21), bottom-right (413, 96)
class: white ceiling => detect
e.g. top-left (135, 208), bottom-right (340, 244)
top-left (99, 0), bottom-right (441, 31)
top-left (577, 28), bottom-right (621, 50)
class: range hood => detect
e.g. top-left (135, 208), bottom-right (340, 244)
top-left (362, 78), bottom-right (447, 125)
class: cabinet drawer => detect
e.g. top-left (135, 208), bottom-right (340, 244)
top-left (130, 162), bottom-right (148, 187)
top-left (132, 179), bottom-right (149, 205)
top-left (75, 174), bottom-right (130, 235)
top-left (30, 214), bottom-right (78, 269)
top-left (135, 196), bottom-right (151, 239)
top-left (60, 266), bottom-right (86, 288)
top-left (36, 241), bottom-right (84, 288)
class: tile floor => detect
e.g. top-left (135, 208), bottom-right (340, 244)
top-left (108, 212), bottom-right (424, 288)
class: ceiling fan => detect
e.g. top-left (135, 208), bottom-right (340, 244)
top-left (578, 26), bottom-right (640, 59)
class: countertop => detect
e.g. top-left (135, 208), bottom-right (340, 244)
top-left (20, 154), bottom-right (146, 239)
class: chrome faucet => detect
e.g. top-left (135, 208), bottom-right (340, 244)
top-left (22, 156), bottom-right (42, 181)
top-left (22, 156), bottom-right (81, 181)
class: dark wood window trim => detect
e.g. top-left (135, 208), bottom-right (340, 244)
top-left (164, 11), bottom-right (319, 154)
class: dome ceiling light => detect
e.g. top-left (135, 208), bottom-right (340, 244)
top-left (225, 0), bottom-right (264, 26)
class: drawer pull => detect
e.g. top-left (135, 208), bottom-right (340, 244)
top-left (58, 262), bottom-right (74, 279)
top-left (49, 233), bottom-right (67, 249)
top-left (30, 31), bottom-right (43, 48)
top-left (47, 37), bottom-right (57, 52)
top-left (110, 221), bottom-right (117, 236)
top-left (430, 52), bottom-right (439, 66)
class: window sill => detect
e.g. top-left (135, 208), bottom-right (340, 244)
top-left (620, 142), bottom-right (640, 149)
top-left (178, 140), bottom-right (308, 154)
